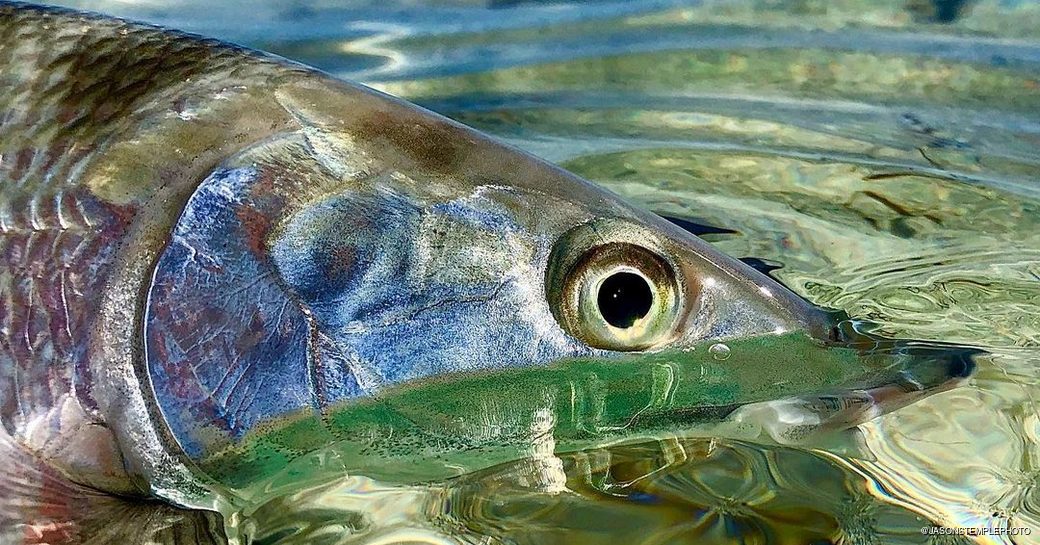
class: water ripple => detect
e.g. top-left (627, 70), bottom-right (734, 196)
top-left (38, 1), bottom-right (1040, 543)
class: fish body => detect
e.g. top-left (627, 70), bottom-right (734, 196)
top-left (0, 2), bottom-right (973, 542)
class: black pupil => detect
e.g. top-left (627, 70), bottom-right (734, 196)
top-left (597, 272), bottom-right (653, 329)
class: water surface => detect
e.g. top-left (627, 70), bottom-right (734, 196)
top-left (55, 1), bottom-right (1040, 543)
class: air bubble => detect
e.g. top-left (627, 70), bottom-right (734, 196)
top-left (709, 343), bottom-right (731, 360)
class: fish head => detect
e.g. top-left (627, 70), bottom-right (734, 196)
top-left (143, 78), bottom-right (975, 489)
top-left (261, 79), bottom-right (837, 367)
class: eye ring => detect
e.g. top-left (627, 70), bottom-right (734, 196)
top-left (547, 230), bottom-right (686, 351)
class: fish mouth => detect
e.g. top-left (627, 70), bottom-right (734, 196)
top-left (370, 317), bottom-right (983, 451)
top-left (631, 322), bottom-right (980, 444)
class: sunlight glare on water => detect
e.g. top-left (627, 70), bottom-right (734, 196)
top-left (52, 0), bottom-right (1040, 543)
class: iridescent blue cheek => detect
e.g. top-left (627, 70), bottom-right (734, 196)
top-left (146, 166), bottom-right (586, 462)
top-left (146, 167), bottom-right (363, 459)
top-left (270, 186), bottom-right (588, 387)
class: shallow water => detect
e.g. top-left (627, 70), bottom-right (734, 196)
top-left (56, 1), bottom-right (1040, 543)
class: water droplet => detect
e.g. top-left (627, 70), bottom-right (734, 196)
top-left (709, 343), bottom-right (731, 360)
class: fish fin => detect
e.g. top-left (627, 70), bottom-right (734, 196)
top-left (810, 426), bottom-right (876, 461)
top-left (0, 431), bottom-right (226, 545)
top-left (658, 215), bottom-right (784, 277)
top-left (737, 257), bottom-right (784, 276)
top-left (658, 214), bottom-right (735, 237)
top-left (727, 391), bottom-right (881, 445)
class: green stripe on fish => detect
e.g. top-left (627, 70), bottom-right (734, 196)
top-left (196, 332), bottom-right (932, 492)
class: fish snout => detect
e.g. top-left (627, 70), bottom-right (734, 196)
top-left (544, 213), bottom-right (846, 353)
top-left (726, 326), bottom-right (981, 445)
top-left (660, 232), bottom-right (841, 350)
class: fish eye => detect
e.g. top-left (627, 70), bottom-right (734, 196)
top-left (546, 227), bottom-right (686, 351)
top-left (598, 271), bottom-right (653, 328)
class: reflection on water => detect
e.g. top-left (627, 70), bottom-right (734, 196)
top-left (54, 0), bottom-right (1040, 543)
top-left (245, 439), bottom-right (980, 545)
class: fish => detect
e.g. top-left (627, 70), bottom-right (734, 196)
top-left (0, 2), bottom-right (975, 543)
